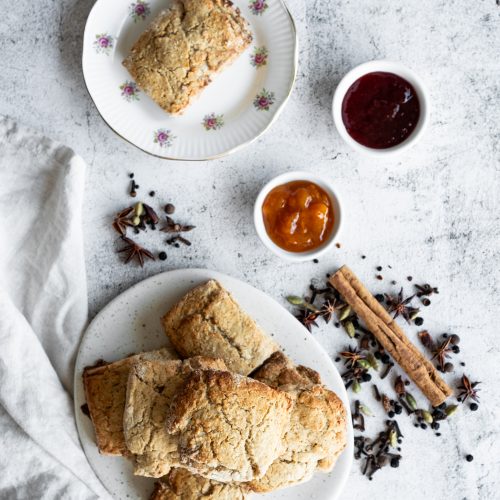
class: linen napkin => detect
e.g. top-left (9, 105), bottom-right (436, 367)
top-left (0, 116), bottom-right (109, 499)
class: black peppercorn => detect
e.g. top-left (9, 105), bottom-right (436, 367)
top-left (470, 403), bottom-right (478, 411)
top-left (361, 255), bottom-right (366, 259)
top-left (376, 266), bottom-right (382, 271)
top-left (394, 404), bottom-right (402, 415)
top-left (313, 258), bottom-right (319, 264)
top-left (164, 203), bottom-right (175, 214)
top-left (422, 298), bottom-right (431, 306)
top-left (466, 455), bottom-right (474, 462)
top-left (381, 354), bottom-right (390, 364)
top-left (149, 191), bottom-right (155, 197)
top-left (443, 362), bottom-right (454, 373)
top-left (407, 276), bottom-right (413, 281)
top-left (335, 357), bottom-right (340, 362)
top-left (414, 317), bottom-right (424, 326)
top-left (420, 423), bottom-right (427, 429)
top-left (375, 294), bottom-right (384, 302)
top-left (158, 251), bottom-right (167, 261)
top-left (388, 411), bottom-right (395, 418)
top-left (129, 173), bottom-right (134, 178)
top-left (374, 351), bottom-right (381, 359)
top-left (390, 458), bottom-right (400, 468)
top-left (362, 373), bottom-right (372, 382)
top-left (450, 334), bottom-right (460, 345)
top-left (452, 345), bottom-right (460, 354)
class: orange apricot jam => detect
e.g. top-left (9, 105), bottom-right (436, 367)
top-left (262, 180), bottom-right (334, 253)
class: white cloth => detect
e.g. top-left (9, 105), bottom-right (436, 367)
top-left (0, 117), bottom-right (109, 500)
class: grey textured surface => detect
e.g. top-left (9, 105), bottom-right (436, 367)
top-left (1, 0), bottom-right (499, 499)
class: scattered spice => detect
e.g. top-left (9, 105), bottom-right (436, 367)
top-left (112, 207), bottom-right (134, 236)
top-left (457, 374), bottom-right (480, 404)
top-left (117, 236), bottom-right (155, 267)
top-left (130, 180), bottom-right (138, 197)
top-left (149, 191), bottom-right (155, 197)
top-left (465, 454), bottom-right (474, 462)
top-left (158, 251), bottom-right (167, 261)
top-left (415, 283), bottom-right (439, 297)
top-left (432, 337), bottom-right (453, 371)
top-left (376, 274), bottom-right (383, 280)
top-left (165, 203), bottom-right (176, 214)
top-left (161, 216), bottom-right (196, 233)
top-left (384, 287), bottom-right (418, 323)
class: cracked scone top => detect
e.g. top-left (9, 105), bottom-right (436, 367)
top-left (248, 352), bottom-right (348, 492)
top-left (150, 468), bottom-right (247, 500)
top-left (122, 0), bottom-right (252, 115)
top-left (82, 347), bottom-right (178, 456)
top-left (123, 357), bottom-right (227, 478)
top-left (166, 369), bottom-right (293, 483)
top-left (162, 280), bottom-right (279, 375)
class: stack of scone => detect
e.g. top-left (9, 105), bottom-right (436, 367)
top-left (83, 280), bottom-right (347, 498)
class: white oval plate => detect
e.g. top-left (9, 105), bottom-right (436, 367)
top-left (74, 269), bottom-right (353, 500)
top-left (82, 0), bottom-right (297, 160)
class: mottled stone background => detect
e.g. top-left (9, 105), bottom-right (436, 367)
top-left (1, 0), bottom-right (499, 498)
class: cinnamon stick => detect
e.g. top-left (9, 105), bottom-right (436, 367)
top-left (330, 265), bottom-right (452, 407)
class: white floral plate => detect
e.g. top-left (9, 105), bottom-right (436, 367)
top-left (74, 268), bottom-right (353, 500)
top-left (82, 0), bottom-right (297, 160)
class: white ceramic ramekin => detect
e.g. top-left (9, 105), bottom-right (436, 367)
top-left (253, 171), bottom-right (342, 262)
top-left (332, 60), bottom-right (430, 156)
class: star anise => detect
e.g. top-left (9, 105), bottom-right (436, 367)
top-left (340, 346), bottom-right (365, 368)
top-left (415, 283), bottom-right (439, 297)
top-left (112, 207), bottom-right (134, 236)
top-left (296, 310), bottom-right (319, 332)
top-left (457, 374), bottom-right (480, 403)
top-left (384, 287), bottom-right (418, 323)
top-left (431, 337), bottom-right (452, 370)
top-left (319, 298), bottom-right (340, 323)
top-left (161, 216), bottom-right (196, 233)
top-left (117, 236), bottom-right (155, 267)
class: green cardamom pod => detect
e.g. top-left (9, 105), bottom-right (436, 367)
top-left (359, 404), bottom-right (373, 417)
top-left (409, 309), bottom-right (420, 321)
top-left (132, 216), bottom-right (141, 226)
top-left (286, 295), bottom-right (305, 306)
top-left (445, 405), bottom-right (458, 417)
top-left (406, 393), bottom-right (418, 411)
top-left (344, 321), bottom-right (355, 338)
top-left (366, 352), bottom-right (379, 370)
top-left (357, 359), bottom-right (371, 370)
top-left (338, 305), bottom-right (351, 322)
top-left (389, 429), bottom-right (398, 447)
top-left (422, 410), bottom-right (433, 424)
top-left (134, 202), bottom-right (145, 217)
top-left (352, 380), bottom-right (361, 393)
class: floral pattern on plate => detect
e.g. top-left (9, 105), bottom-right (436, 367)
top-left (250, 46), bottom-right (268, 67)
top-left (202, 113), bottom-right (225, 131)
top-left (249, 0), bottom-right (268, 15)
top-left (154, 129), bottom-right (175, 148)
top-left (253, 89), bottom-right (275, 111)
top-left (93, 34), bottom-right (113, 54)
top-left (129, 0), bottom-right (150, 21)
top-left (120, 81), bottom-right (140, 101)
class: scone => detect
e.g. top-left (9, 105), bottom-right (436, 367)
top-left (166, 369), bottom-right (292, 482)
top-left (124, 357), bottom-right (227, 477)
top-left (162, 280), bottom-right (278, 375)
top-left (123, 0), bottom-right (252, 114)
top-left (248, 352), bottom-right (348, 492)
top-left (150, 468), bottom-right (247, 500)
top-left (82, 347), bottom-right (177, 455)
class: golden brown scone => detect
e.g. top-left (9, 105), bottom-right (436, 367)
top-left (82, 347), bottom-right (178, 456)
top-left (150, 468), bottom-right (247, 500)
top-left (123, 0), bottom-right (252, 114)
top-left (248, 352), bottom-right (347, 492)
top-left (124, 357), bottom-right (227, 477)
top-left (166, 369), bottom-right (292, 483)
top-left (162, 280), bottom-right (279, 375)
